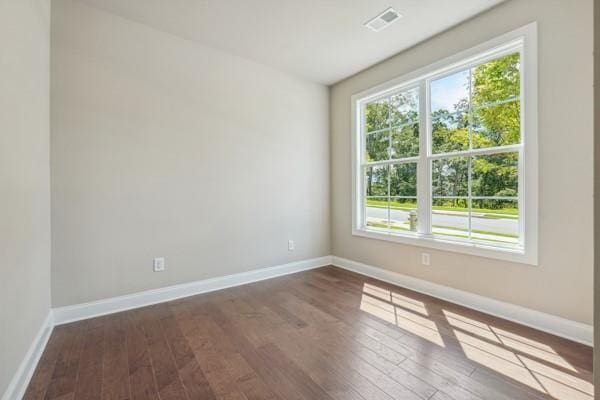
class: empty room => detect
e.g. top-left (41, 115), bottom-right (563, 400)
top-left (1, 0), bottom-right (598, 399)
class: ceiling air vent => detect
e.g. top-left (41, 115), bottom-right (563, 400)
top-left (364, 7), bottom-right (402, 32)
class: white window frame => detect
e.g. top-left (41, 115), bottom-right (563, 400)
top-left (351, 22), bottom-right (538, 265)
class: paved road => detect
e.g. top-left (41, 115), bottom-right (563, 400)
top-left (367, 207), bottom-right (518, 236)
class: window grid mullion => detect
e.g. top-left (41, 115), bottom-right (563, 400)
top-left (429, 143), bottom-right (522, 160)
top-left (467, 68), bottom-right (473, 240)
top-left (360, 101), bottom-right (367, 231)
top-left (417, 80), bottom-right (431, 235)
top-left (387, 99), bottom-right (392, 233)
top-left (365, 119), bottom-right (419, 136)
top-left (387, 165), bottom-right (391, 232)
top-left (468, 68), bottom-right (473, 151)
top-left (362, 156), bottom-right (420, 168)
top-left (362, 165), bottom-right (366, 230)
top-left (468, 157), bottom-right (473, 240)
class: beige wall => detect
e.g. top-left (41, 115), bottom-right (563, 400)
top-left (0, 0), bottom-right (51, 396)
top-left (50, 0), bottom-right (330, 307)
top-left (331, 0), bottom-right (594, 324)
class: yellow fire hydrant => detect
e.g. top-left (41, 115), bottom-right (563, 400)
top-left (409, 210), bottom-right (418, 232)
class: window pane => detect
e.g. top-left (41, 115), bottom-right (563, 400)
top-left (365, 98), bottom-right (389, 133)
top-left (431, 70), bottom-right (470, 113)
top-left (471, 52), bottom-right (520, 106)
top-left (390, 163), bottom-right (417, 197)
top-left (432, 157), bottom-right (468, 197)
top-left (472, 100), bottom-right (520, 148)
top-left (432, 198), bottom-right (469, 239)
top-left (431, 70), bottom-right (470, 154)
top-left (366, 130), bottom-right (390, 162)
top-left (391, 123), bottom-right (419, 159)
top-left (365, 165), bottom-right (388, 197)
top-left (366, 197), bottom-right (389, 232)
top-left (389, 87), bottom-right (419, 126)
top-left (390, 198), bottom-right (418, 233)
top-left (359, 49), bottom-right (525, 249)
top-left (471, 152), bottom-right (518, 197)
top-left (432, 111), bottom-right (469, 154)
top-left (471, 199), bottom-right (519, 244)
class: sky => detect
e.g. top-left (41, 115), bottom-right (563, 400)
top-left (430, 69), bottom-right (470, 112)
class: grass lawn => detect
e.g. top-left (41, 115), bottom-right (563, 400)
top-left (366, 221), bottom-right (518, 242)
top-left (366, 199), bottom-right (518, 219)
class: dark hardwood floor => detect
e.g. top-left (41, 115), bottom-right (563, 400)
top-left (24, 266), bottom-right (593, 400)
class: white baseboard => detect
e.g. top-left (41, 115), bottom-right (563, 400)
top-left (53, 256), bottom-right (332, 325)
top-left (331, 256), bottom-right (593, 346)
top-left (2, 311), bottom-right (54, 400)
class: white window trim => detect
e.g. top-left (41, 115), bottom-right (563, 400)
top-left (351, 22), bottom-right (538, 265)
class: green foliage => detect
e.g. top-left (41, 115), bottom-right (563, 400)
top-left (389, 88), bottom-right (419, 126)
top-left (472, 53), bottom-right (520, 105)
top-left (391, 124), bottom-right (419, 159)
top-left (390, 163), bottom-right (416, 197)
top-left (432, 113), bottom-right (469, 153)
top-left (365, 129), bottom-right (389, 162)
top-left (365, 165), bottom-right (388, 197)
top-left (472, 53), bottom-right (520, 148)
top-left (365, 100), bottom-right (388, 133)
top-left (365, 90), bottom-right (419, 162)
top-left (468, 53), bottom-right (520, 209)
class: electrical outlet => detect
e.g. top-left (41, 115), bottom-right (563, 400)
top-left (288, 240), bottom-right (295, 251)
top-left (421, 253), bottom-right (430, 266)
top-left (153, 257), bottom-right (165, 272)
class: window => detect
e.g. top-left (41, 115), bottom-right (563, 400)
top-left (352, 23), bottom-right (538, 264)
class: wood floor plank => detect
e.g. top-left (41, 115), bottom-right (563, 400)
top-left (242, 286), bottom-right (308, 329)
top-left (25, 266), bottom-right (593, 400)
top-left (134, 307), bottom-right (188, 400)
top-left (270, 324), bottom-right (412, 400)
top-left (155, 303), bottom-right (217, 400)
top-left (321, 267), bottom-right (594, 373)
top-left (271, 293), bottom-right (424, 400)
top-left (299, 269), bottom-right (554, 400)
top-left (307, 267), bottom-right (567, 388)
top-left (23, 326), bottom-right (73, 400)
top-left (170, 299), bottom-right (259, 400)
top-left (295, 271), bottom-right (481, 373)
top-left (73, 318), bottom-right (106, 400)
top-left (44, 321), bottom-right (88, 400)
top-left (205, 301), bottom-right (334, 400)
top-left (101, 314), bottom-right (131, 400)
top-left (281, 282), bottom-right (478, 393)
top-left (242, 284), bottom-right (404, 400)
top-left (125, 310), bottom-right (160, 400)
top-left (308, 268), bottom-right (586, 400)
top-left (265, 328), bottom-right (367, 400)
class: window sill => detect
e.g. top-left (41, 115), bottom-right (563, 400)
top-left (352, 228), bottom-right (537, 265)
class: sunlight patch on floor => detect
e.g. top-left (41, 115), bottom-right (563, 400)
top-left (455, 329), bottom-right (593, 399)
top-left (457, 337), bottom-right (546, 391)
top-left (520, 357), bottom-right (593, 399)
top-left (358, 283), bottom-right (592, 400)
top-left (445, 308), bottom-right (592, 399)
top-left (445, 310), bottom-right (591, 399)
top-left (443, 310), bottom-right (576, 371)
top-left (363, 283), bottom-right (428, 315)
top-left (359, 292), bottom-right (444, 346)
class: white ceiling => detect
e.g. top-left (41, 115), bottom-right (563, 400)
top-left (77, 0), bottom-right (504, 85)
